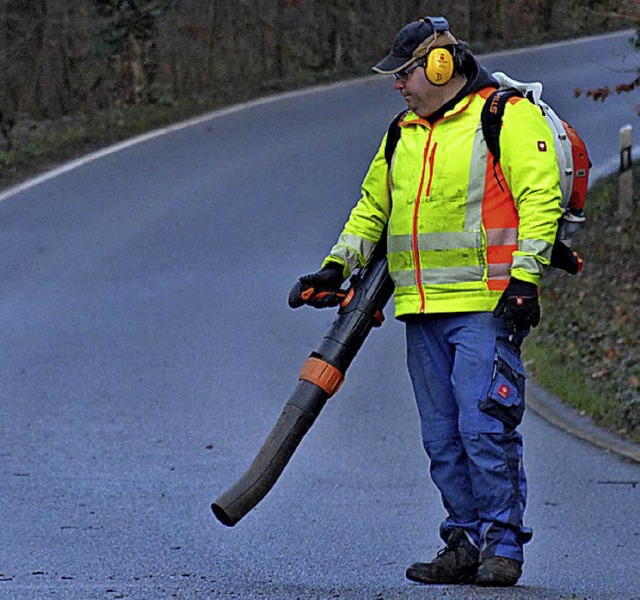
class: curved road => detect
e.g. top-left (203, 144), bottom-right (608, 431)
top-left (1, 32), bottom-right (639, 599)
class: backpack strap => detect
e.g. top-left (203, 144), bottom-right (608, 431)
top-left (384, 110), bottom-right (408, 167)
top-left (480, 88), bottom-right (523, 162)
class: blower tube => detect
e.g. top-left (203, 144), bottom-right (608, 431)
top-left (211, 243), bottom-right (393, 526)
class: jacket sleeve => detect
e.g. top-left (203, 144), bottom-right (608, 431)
top-left (322, 135), bottom-right (391, 277)
top-left (499, 99), bottom-right (563, 285)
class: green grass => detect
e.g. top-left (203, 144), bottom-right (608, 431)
top-left (0, 96), bottom-right (234, 189)
top-left (525, 164), bottom-right (640, 443)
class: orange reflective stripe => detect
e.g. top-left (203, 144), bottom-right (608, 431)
top-left (487, 279), bottom-right (510, 291)
top-left (487, 243), bottom-right (518, 264)
top-left (481, 151), bottom-right (519, 290)
top-left (299, 357), bottom-right (345, 397)
top-left (482, 161), bottom-right (518, 228)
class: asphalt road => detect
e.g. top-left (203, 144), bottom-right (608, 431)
top-left (1, 31), bottom-right (639, 600)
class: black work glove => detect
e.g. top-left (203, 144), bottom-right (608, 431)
top-left (550, 238), bottom-right (582, 275)
top-left (493, 277), bottom-right (540, 332)
top-left (288, 262), bottom-right (346, 309)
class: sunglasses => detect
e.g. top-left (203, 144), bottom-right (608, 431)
top-left (394, 61), bottom-right (423, 82)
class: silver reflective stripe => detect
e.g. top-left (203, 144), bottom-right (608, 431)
top-left (388, 231), bottom-right (481, 253)
top-left (387, 234), bottom-right (412, 254)
top-left (392, 269), bottom-right (417, 288)
top-left (512, 253), bottom-right (545, 275)
top-left (328, 233), bottom-right (377, 273)
top-left (520, 237), bottom-right (553, 259)
top-left (339, 233), bottom-right (377, 262)
top-left (423, 265), bottom-right (484, 284)
top-left (488, 263), bottom-right (511, 280)
top-left (486, 227), bottom-right (518, 247)
top-left (465, 124), bottom-right (487, 230)
top-left (327, 244), bottom-right (360, 273)
top-left (392, 265), bottom-right (484, 287)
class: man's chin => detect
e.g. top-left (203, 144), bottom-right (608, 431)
top-left (405, 100), bottom-right (419, 113)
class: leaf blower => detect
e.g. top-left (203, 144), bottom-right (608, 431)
top-left (211, 242), bottom-right (393, 526)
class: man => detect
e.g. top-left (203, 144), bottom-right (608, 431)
top-left (293, 17), bottom-right (562, 587)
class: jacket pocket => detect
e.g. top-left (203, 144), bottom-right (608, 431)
top-left (478, 339), bottom-right (526, 429)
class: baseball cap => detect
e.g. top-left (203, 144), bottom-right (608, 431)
top-left (373, 17), bottom-right (458, 74)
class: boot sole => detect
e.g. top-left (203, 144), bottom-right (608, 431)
top-left (406, 567), bottom-right (477, 585)
top-left (475, 576), bottom-right (520, 587)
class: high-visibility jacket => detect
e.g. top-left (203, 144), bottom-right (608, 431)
top-left (323, 86), bottom-right (563, 318)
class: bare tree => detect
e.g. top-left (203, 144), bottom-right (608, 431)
top-left (94, 0), bottom-right (173, 104)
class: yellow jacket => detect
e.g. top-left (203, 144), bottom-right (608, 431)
top-left (324, 86), bottom-right (563, 318)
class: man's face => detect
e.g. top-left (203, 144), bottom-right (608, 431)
top-left (393, 59), bottom-right (449, 118)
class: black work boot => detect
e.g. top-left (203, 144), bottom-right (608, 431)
top-left (406, 528), bottom-right (480, 584)
top-left (475, 556), bottom-right (523, 587)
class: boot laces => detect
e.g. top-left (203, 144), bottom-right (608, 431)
top-left (433, 529), bottom-right (475, 567)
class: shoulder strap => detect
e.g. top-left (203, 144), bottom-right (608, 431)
top-left (480, 89), bottom-right (523, 162)
top-left (384, 110), bottom-right (408, 167)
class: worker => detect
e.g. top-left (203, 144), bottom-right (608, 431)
top-left (293, 16), bottom-right (562, 587)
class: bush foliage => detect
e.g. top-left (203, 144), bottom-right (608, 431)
top-left (527, 164), bottom-right (640, 442)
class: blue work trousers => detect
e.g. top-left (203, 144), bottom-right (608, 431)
top-left (405, 312), bottom-right (532, 562)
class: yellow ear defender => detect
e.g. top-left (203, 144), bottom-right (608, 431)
top-left (419, 17), bottom-right (456, 86)
top-left (424, 46), bottom-right (454, 85)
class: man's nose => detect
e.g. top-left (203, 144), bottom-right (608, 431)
top-left (394, 77), bottom-right (404, 91)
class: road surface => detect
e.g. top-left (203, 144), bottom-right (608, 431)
top-left (1, 31), bottom-right (638, 599)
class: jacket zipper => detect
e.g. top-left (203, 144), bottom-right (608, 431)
top-left (412, 131), bottom-right (436, 313)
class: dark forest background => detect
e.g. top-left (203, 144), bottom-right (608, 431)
top-left (0, 1), bottom-right (634, 124)
top-left (0, 1), bottom-right (636, 188)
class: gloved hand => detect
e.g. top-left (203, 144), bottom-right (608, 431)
top-left (550, 238), bottom-right (582, 275)
top-left (289, 262), bottom-right (346, 309)
top-left (493, 277), bottom-right (540, 332)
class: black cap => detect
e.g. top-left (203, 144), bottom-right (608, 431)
top-left (373, 17), bottom-right (458, 74)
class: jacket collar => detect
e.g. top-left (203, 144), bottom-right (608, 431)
top-left (402, 56), bottom-right (499, 126)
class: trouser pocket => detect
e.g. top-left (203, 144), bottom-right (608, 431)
top-left (478, 339), bottom-right (526, 429)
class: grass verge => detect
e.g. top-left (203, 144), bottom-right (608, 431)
top-left (0, 96), bottom-right (234, 191)
top-left (525, 164), bottom-right (640, 443)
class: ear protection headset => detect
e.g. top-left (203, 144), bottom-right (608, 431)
top-left (420, 17), bottom-right (458, 86)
